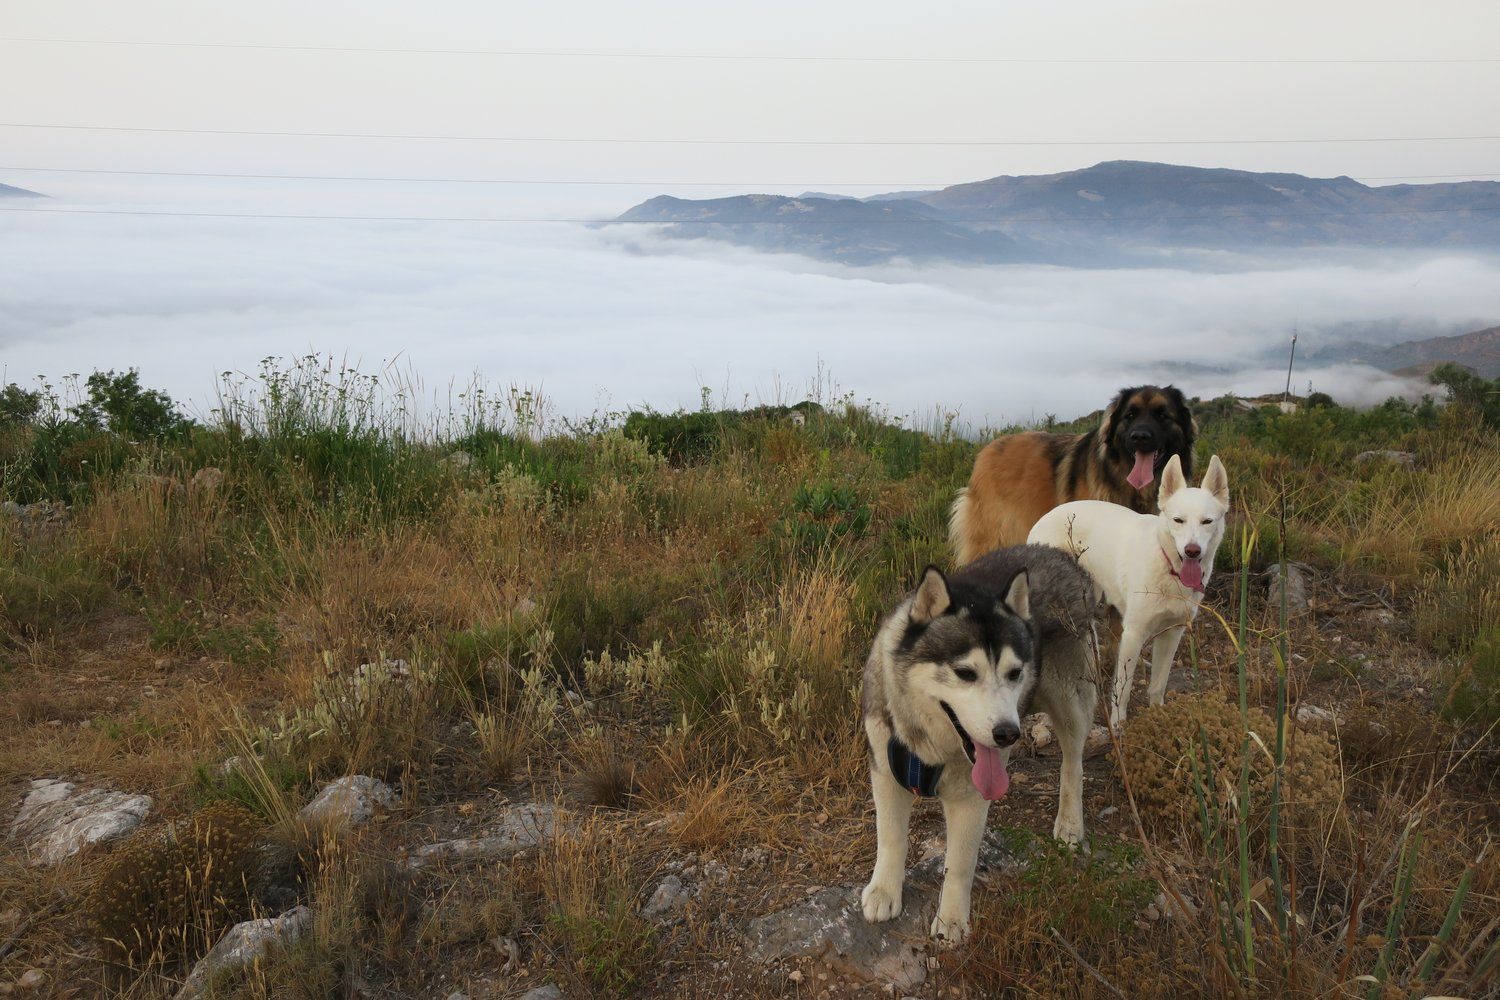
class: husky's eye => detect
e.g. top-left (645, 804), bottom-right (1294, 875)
top-left (1005, 668), bottom-right (1022, 682)
top-left (953, 667), bottom-right (978, 683)
top-left (1172, 516), bottom-right (1185, 524)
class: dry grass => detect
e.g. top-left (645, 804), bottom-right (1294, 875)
top-left (2, 372), bottom-right (1498, 998)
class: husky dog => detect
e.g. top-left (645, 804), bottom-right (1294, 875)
top-left (950, 385), bottom-right (1195, 565)
top-left (1028, 453), bottom-right (1230, 727)
top-left (860, 545), bottom-right (1100, 942)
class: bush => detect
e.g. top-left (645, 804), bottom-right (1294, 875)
top-left (90, 802), bottom-right (262, 972)
top-left (1120, 692), bottom-right (1342, 852)
top-left (1431, 362), bottom-right (1500, 429)
top-left (71, 369), bottom-right (190, 441)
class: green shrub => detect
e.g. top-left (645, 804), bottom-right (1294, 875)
top-left (71, 369), bottom-right (190, 441)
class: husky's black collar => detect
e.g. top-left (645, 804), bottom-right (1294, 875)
top-left (887, 701), bottom-right (975, 798)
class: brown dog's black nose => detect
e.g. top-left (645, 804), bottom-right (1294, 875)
top-left (1184, 542), bottom-right (1202, 559)
top-left (992, 723), bottom-right (1020, 748)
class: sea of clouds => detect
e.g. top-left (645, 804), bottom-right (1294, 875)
top-left (3, 187), bottom-right (1496, 431)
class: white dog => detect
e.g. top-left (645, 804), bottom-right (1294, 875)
top-left (1027, 454), bottom-right (1229, 726)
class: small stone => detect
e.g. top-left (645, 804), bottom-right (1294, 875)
top-left (189, 467), bottom-right (225, 496)
top-left (1029, 718), bottom-right (1054, 750)
top-left (1098, 805), bottom-right (1119, 820)
top-left (642, 874), bottom-right (691, 918)
top-left (175, 907), bottom-right (311, 1000)
top-left (298, 775), bottom-right (395, 833)
top-left (788, 970), bottom-right (804, 983)
top-left (1294, 704), bottom-right (1338, 725)
top-left (1084, 725), bottom-right (1113, 756)
top-left (406, 803), bottom-right (561, 868)
top-left (17, 970), bottom-right (44, 989)
top-left (444, 450), bottom-right (473, 470)
top-left (1263, 562), bottom-right (1312, 613)
top-left (519, 986), bottom-right (562, 1000)
top-left (1352, 450), bottom-right (1415, 469)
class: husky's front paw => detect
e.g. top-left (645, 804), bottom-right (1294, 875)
top-left (860, 880), bottom-right (903, 923)
top-left (930, 911), bottom-right (970, 945)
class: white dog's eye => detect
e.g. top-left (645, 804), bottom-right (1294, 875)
top-left (1201, 518), bottom-right (1213, 525)
top-left (954, 667), bottom-right (978, 683)
top-left (1172, 516), bottom-right (1185, 524)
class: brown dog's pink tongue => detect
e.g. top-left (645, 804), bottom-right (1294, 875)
top-left (1127, 450), bottom-right (1158, 490)
top-left (1178, 557), bottom-right (1205, 591)
top-left (971, 744), bottom-right (1010, 801)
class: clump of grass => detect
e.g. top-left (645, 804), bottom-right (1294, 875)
top-left (536, 821), bottom-right (659, 996)
top-left (89, 802), bottom-right (262, 975)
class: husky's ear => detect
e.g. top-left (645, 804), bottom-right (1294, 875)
top-left (1002, 570), bottom-right (1031, 620)
top-left (1201, 454), bottom-right (1230, 506)
top-left (911, 566), bottom-right (951, 624)
top-left (1158, 453), bottom-right (1186, 504)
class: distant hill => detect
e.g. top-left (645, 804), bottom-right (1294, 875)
top-left (0, 182), bottom-right (44, 198)
top-left (614, 160), bottom-right (1500, 266)
top-left (614, 193), bottom-right (1024, 265)
top-left (1344, 326), bottom-right (1500, 378)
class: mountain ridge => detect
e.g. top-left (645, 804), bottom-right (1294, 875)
top-left (614, 160), bottom-right (1500, 266)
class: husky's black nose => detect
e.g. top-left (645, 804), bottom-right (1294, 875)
top-left (992, 722), bottom-right (1020, 748)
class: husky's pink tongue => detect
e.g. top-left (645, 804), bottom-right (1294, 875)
top-left (1127, 450), bottom-right (1158, 490)
top-left (971, 744), bottom-right (1010, 801)
top-left (1178, 557), bottom-right (1205, 591)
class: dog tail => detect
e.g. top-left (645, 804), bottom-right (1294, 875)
top-left (948, 487), bottom-right (977, 566)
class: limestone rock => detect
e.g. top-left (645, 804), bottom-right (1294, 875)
top-left (744, 833), bottom-right (1023, 988)
top-left (297, 775), bottom-right (395, 833)
top-left (1264, 561), bottom-right (1312, 613)
top-left (10, 779), bottom-right (151, 866)
top-left (406, 803), bottom-right (559, 868)
top-left (174, 906), bottom-right (312, 1000)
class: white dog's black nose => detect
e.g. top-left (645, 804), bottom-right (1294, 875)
top-left (1184, 542), bottom-right (1202, 558)
top-left (992, 723), bottom-right (1020, 748)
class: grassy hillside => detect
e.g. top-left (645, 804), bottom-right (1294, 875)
top-left (2, 359), bottom-right (1497, 998)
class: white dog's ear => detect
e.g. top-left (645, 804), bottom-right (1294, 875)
top-left (1159, 453), bottom-right (1186, 504)
top-left (1202, 454), bottom-right (1230, 506)
top-left (911, 566), bottom-right (951, 623)
top-left (1003, 570), bottom-right (1030, 620)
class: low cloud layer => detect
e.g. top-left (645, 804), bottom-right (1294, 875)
top-left (2, 194), bottom-right (1496, 430)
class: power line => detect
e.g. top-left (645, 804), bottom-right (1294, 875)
top-left (4, 121), bottom-right (1499, 147)
top-left (3, 204), bottom-right (1497, 224)
top-left (3, 164), bottom-right (1499, 186)
top-left (3, 37), bottom-right (1497, 65)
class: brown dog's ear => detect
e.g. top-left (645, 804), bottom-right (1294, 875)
top-left (1165, 386), bottom-right (1197, 477)
top-left (1159, 453), bottom-right (1187, 504)
top-left (911, 566), bottom-right (952, 624)
top-left (1098, 388), bottom-right (1130, 456)
top-left (1003, 570), bottom-right (1031, 620)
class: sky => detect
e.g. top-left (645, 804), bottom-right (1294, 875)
top-left (2, 1), bottom-right (1498, 425)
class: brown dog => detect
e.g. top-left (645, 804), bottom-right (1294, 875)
top-left (950, 386), bottom-right (1195, 565)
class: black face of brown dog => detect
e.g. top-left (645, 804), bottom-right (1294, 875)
top-left (1104, 385), bottom-right (1194, 487)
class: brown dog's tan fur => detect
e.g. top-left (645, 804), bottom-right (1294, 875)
top-left (951, 386), bottom-right (1195, 565)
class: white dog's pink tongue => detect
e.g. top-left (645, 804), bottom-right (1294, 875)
top-left (971, 744), bottom-right (1010, 800)
top-left (1127, 451), bottom-right (1158, 490)
top-left (1179, 557), bottom-right (1205, 591)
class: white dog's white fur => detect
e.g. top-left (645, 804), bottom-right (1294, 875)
top-left (1028, 454), bottom-right (1230, 726)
